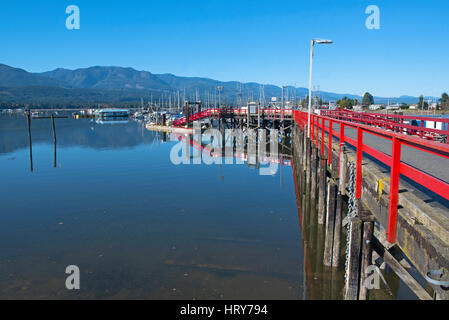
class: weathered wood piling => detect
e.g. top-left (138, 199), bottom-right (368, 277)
top-left (323, 182), bottom-right (337, 267)
top-left (27, 112), bottom-right (33, 172)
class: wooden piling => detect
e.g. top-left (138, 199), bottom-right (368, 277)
top-left (306, 139), bottom-right (311, 186)
top-left (51, 114), bottom-right (56, 143)
top-left (359, 221), bottom-right (374, 300)
top-left (332, 192), bottom-right (344, 267)
top-left (318, 156), bottom-right (327, 224)
top-left (51, 114), bottom-right (57, 168)
top-left (298, 129), bottom-right (304, 170)
top-left (324, 182), bottom-right (337, 267)
top-left (27, 112), bottom-right (33, 172)
top-left (344, 216), bottom-right (363, 300)
top-left (303, 131), bottom-right (307, 171)
top-left (311, 146), bottom-right (318, 201)
top-left (315, 223), bottom-right (326, 297)
top-left (339, 146), bottom-right (347, 193)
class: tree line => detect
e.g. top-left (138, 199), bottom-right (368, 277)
top-left (336, 92), bottom-right (449, 110)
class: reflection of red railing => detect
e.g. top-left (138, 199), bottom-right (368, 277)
top-left (293, 110), bottom-right (449, 243)
top-left (322, 109), bottom-right (449, 143)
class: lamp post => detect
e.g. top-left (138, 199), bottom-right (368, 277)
top-left (308, 39), bottom-right (333, 138)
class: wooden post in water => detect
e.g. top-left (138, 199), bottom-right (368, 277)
top-left (27, 112), bottom-right (33, 172)
top-left (318, 156), bottom-right (327, 224)
top-left (303, 130), bottom-right (307, 171)
top-left (339, 146), bottom-right (347, 192)
top-left (344, 215), bottom-right (363, 300)
top-left (359, 220), bottom-right (374, 300)
top-left (51, 114), bottom-right (57, 168)
top-left (311, 146), bottom-right (319, 202)
top-left (324, 181), bottom-right (337, 266)
top-left (332, 192), bottom-right (344, 267)
top-left (297, 128), bottom-right (303, 170)
top-left (306, 139), bottom-right (311, 186)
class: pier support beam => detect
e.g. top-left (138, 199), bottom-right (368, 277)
top-left (306, 139), bottom-right (311, 186)
top-left (324, 182), bottom-right (338, 267)
top-left (318, 156), bottom-right (327, 224)
top-left (51, 114), bottom-right (57, 168)
top-left (359, 221), bottom-right (374, 300)
top-left (27, 112), bottom-right (33, 172)
top-left (311, 146), bottom-right (318, 202)
top-left (332, 192), bottom-right (344, 267)
top-left (298, 129), bottom-right (304, 171)
top-left (303, 132), bottom-right (307, 171)
top-left (344, 215), bottom-right (362, 300)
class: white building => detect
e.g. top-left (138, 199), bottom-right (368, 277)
top-left (369, 104), bottom-right (383, 111)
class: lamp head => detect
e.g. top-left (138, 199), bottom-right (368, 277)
top-left (313, 39), bottom-right (333, 44)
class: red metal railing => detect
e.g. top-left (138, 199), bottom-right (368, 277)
top-left (322, 109), bottom-right (449, 143)
top-left (172, 108), bottom-right (220, 126)
top-left (172, 108), bottom-right (294, 127)
top-left (293, 110), bottom-right (449, 243)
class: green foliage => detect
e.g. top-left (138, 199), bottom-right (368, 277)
top-left (337, 96), bottom-right (357, 109)
top-left (0, 86), bottom-right (153, 108)
top-left (361, 92), bottom-right (374, 106)
top-left (441, 92), bottom-right (449, 103)
top-left (418, 95), bottom-right (429, 109)
top-left (440, 92), bottom-right (449, 110)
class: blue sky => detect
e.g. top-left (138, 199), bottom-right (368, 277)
top-left (0, 0), bottom-right (447, 97)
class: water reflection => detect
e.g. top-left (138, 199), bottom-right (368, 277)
top-left (0, 114), bottom-right (156, 155)
top-left (0, 115), bottom-right (411, 299)
top-left (0, 115), bottom-right (303, 299)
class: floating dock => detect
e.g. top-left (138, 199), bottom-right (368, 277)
top-left (145, 124), bottom-right (193, 134)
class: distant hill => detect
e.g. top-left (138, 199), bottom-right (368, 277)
top-left (0, 64), bottom-right (68, 88)
top-left (39, 66), bottom-right (172, 91)
top-left (0, 63), bottom-right (424, 107)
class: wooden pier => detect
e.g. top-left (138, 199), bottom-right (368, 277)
top-left (291, 111), bottom-right (449, 300)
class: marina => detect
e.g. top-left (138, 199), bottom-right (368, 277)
top-left (0, 0), bottom-right (448, 305)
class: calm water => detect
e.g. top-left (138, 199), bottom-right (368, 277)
top-left (0, 114), bottom-right (413, 299)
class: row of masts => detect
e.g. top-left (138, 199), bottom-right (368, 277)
top-left (139, 84), bottom-right (322, 113)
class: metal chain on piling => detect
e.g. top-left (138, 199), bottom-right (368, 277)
top-left (345, 161), bottom-right (357, 278)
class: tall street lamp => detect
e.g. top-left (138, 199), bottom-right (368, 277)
top-left (308, 39), bottom-right (333, 138)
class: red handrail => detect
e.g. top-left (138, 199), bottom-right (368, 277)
top-left (172, 108), bottom-right (294, 127)
top-left (294, 110), bottom-right (449, 243)
top-left (322, 109), bottom-right (449, 143)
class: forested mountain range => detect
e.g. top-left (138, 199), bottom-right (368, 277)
top-left (0, 63), bottom-right (421, 108)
